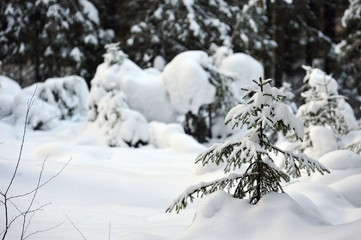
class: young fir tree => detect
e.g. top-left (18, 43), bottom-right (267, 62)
top-left (297, 66), bottom-right (352, 150)
top-left (167, 78), bottom-right (329, 213)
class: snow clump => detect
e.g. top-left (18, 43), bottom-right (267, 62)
top-left (162, 51), bottom-right (216, 114)
top-left (11, 76), bottom-right (89, 130)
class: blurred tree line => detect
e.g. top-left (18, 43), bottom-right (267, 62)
top-left (0, 0), bottom-right (360, 115)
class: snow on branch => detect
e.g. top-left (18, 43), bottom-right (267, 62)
top-left (167, 77), bottom-right (329, 213)
top-left (166, 173), bottom-right (245, 213)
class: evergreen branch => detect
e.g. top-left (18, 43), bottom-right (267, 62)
top-left (264, 142), bottom-right (330, 176)
top-left (166, 173), bottom-right (247, 213)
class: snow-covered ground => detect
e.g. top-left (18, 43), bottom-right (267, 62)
top-left (0, 116), bottom-right (207, 239)
top-left (1, 117), bottom-right (361, 239)
top-left (1, 51), bottom-right (361, 239)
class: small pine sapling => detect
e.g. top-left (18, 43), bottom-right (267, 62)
top-left (103, 43), bottom-right (128, 66)
top-left (297, 66), bottom-right (351, 149)
top-left (167, 78), bottom-right (329, 213)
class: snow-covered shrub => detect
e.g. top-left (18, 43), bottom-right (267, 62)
top-left (162, 51), bottom-right (216, 115)
top-left (95, 90), bottom-right (149, 147)
top-left (163, 49), bottom-right (264, 142)
top-left (167, 78), bottom-right (329, 213)
top-left (88, 46), bottom-right (176, 147)
top-left (38, 76), bottom-right (89, 119)
top-left (88, 46), bottom-right (176, 124)
top-left (89, 46), bottom-right (264, 146)
top-left (0, 76), bottom-right (21, 117)
top-left (297, 66), bottom-right (357, 153)
top-left (12, 84), bottom-right (60, 130)
top-left (162, 51), bottom-right (218, 142)
top-left (11, 76), bottom-right (88, 130)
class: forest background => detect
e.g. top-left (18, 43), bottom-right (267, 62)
top-left (0, 0), bottom-right (360, 116)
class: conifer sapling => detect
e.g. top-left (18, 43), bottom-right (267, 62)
top-left (167, 78), bottom-right (329, 213)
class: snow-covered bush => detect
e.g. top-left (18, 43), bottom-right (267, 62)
top-left (88, 45), bottom-right (176, 124)
top-left (297, 66), bottom-right (357, 153)
top-left (38, 76), bottom-right (89, 119)
top-left (95, 90), bottom-right (149, 147)
top-left (88, 45), bottom-right (176, 147)
top-left (12, 84), bottom-right (60, 130)
top-left (12, 76), bottom-right (89, 130)
top-left (0, 76), bottom-right (21, 117)
top-left (167, 78), bottom-right (329, 213)
top-left (163, 49), bottom-right (264, 142)
top-left (162, 51), bottom-right (216, 115)
top-left (89, 45), bottom-right (265, 146)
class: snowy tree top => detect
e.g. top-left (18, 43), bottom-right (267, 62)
top-left (302, 65), bottom-right (338, 95)
top-left (225, 78), bottom-right (304, 140)
top-left (103, 43), bottom-right (128, 66)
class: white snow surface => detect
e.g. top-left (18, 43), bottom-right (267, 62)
top-left (0, 75), bottom-right (21, 117)
top-left (305, 126), bottom-right (338, 159)
top-left (1, 116), bottom-right (361, 239)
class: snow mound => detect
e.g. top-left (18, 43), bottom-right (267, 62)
top-left (286, 181), bottom-right (361, 225)
top-left (11, 76), bottom-right (89, 129)
top-left (318, 150), bottom-right (361, 170)
top-left (89, 58), bottom-right (176, 123)
top-left (162, 51), bottom-right (216, 114)
top-left (219, 52), bottom-right (264, 100)
top-left (0, 75), bottom-right (21, 117)
top-left (196, 190), bottom-right (229, 218)
top-left (121, 232), bottom-right (166, 240)
top-left (12, 84), bottom-right (60, 130)
top-left (305, 126), bottom-right (338, 159)
top-left (178, 191), bottom-right (347, 240)
top-left (331, 174), bottom-right (361, 207)
top-left (38, 76), bottom-right (89, 119)
top-left (149, 122), bottom-right (205, 153)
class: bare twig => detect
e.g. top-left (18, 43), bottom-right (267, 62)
top-left (108, 221), bottom-right (111, 240)
top-left (1, 88), bottom-right (36, 240)
top-left (65, 214), bottom-right (88, 240)
top-left (1, 85), bottom-right (70, 239)
top-left (23, 220), bottom-right (66, 240)
top-left (20, 157), bottom-right (47, 240)
top-left (8, 157), bottom-right (72, 201)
